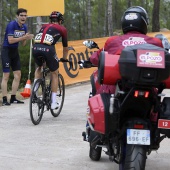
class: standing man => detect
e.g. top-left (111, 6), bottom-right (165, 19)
top-left (1, 8), bottom-right (34, 106)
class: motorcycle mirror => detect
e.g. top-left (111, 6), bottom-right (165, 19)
top-left (155, 34), bottom-right (170, 51)
top-left (83, 40), bottom-right (99, 49)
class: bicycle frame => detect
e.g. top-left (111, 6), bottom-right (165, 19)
top-left (41, 67), bottom-right (52, 111)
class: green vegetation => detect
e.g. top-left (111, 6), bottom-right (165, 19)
top-left (0, 0), bottom-right (170, 90)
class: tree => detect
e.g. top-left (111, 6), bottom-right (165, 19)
top-left (107, 0), bottom-right (113, 36)
top-left (152, 0), bottom-right (160, 32)
top-left (127, 0), bottom-right (132, 7)
top-left (87, 0), bottom-right (92, 38)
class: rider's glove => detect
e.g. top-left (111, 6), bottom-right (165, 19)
top-left (78, 60), bottom-right (92, 68)
top-left (60, 58), bottom-right (68, 62)
top-left (83, 60), bottom-right (92, 68)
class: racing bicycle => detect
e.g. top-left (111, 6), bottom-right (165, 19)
top-left (29, 58), bottom-right (73, 125)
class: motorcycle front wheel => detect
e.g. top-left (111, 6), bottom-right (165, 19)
top-left (89, 130), bottom-right (102, 161)
top-left (119, 144), bottom-right (147, 170)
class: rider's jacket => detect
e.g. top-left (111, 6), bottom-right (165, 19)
top-left (90, 31), bottom-right (163, 65)
top-left (34, 23), bottom-right (68, 47)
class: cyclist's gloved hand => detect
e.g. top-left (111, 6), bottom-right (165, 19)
top-left (60, 58), bottom-right (68, 62)
top-left (78, 60), bottom-right (92, 68)
top-left (60, 58), bottom-right (73, 70)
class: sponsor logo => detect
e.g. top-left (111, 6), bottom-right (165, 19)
top-left (122, 37), bottom-right (147, 47)
top-left (139, 52), bottom-right (162, 63)
top-left (5, 63), bottom-right (9, 67)
top-left (125, 13), bottom-right (138, 20)
top-left (14, 30), bottom-right (25, 38)
top-left (63, 48), bottom-right (94, 78)
top-left (37, 47), bottom-right (47, 51)
top-left (137, 49), bottom-right (165, 68)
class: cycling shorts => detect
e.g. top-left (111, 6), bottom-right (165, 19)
top-left (32, 44), bottom-right (59, 72)
top-left (1, 47), bottom-right (21, 72)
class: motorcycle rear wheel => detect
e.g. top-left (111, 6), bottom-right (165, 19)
top-left (119, 144), bottom-right (147, 170)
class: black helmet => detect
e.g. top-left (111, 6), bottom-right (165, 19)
top-left (49, 11), bottom-right (64, 23)
top-left (121, 6), bottom-right (149, 34)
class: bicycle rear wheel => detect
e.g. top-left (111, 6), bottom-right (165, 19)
top-left (29, 79), bottom-right (45, 125)
top-left (51, 74), bottom-right (65, 117)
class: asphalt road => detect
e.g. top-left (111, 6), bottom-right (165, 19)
top-left (0, 82), bottom-right (170, 170)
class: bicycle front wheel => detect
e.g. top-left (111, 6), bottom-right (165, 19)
top-left (29, 79), bottom-right (45, 125)
top-left (51, 74), bottom-right (65, 117)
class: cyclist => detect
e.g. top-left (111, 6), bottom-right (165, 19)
top-left (32, 11), bottom-right (68, 109)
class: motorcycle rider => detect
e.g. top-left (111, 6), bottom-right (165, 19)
top-left (89, 6), bottom-right (163, 95)
top-left (84, 6), bottom-right (164, 149)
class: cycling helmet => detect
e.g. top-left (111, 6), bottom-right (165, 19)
top-left (49, 11), bottom-right (64, 23)
top-left (121, 6), bottom-right (149, 34)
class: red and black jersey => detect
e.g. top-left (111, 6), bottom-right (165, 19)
top-left (90, 31), bottom-right (163, 65)
top-left (34, 23), bottom-right (68, 47)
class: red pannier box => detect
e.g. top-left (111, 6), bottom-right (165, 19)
top-left (163, 76), bottom-right (170, 89)
top-left (87, 93), bottom-right (118, 134)
top-left (90, 70), bottom-right (101, 95)
top-left (98, 51), bottom-right (121, 85)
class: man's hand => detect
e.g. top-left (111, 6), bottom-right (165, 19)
top-left (8, 33), bottom-right (34, 45)
top-left (24, 33), bottom-right (34, 40)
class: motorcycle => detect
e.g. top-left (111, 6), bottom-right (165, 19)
top-left (80, 35), bottom-right (170, 170)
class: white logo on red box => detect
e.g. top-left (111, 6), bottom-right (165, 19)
top-left (137, 49), bottom-right (165, 68)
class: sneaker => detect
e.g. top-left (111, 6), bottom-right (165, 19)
top-left (2, 101), bottom-right (11, 106)
top-left (51, 102), bottom-right (60, 109)
top-left (10, 99), bottom-right (24, 104)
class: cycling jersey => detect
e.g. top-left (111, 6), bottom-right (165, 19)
top-left (34, 23), bottom-right (67, 46)
top-left (3, 20), bottom-right (27, 48)
top-left (33, 23), bottom-right (68, 71)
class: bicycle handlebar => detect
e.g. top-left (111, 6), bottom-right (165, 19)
top-left (59, 58), bottom-right (73, 71)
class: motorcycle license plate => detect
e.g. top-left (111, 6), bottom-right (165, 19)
top-left (127, 129), bottom-right (150, 145)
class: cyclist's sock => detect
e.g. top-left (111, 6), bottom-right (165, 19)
top-left (51, 92), bottom-right (57, 103)
top-left (51, 92), bottom-right (59, 109)
top-left (51, 102), bottom-right (59, 109)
